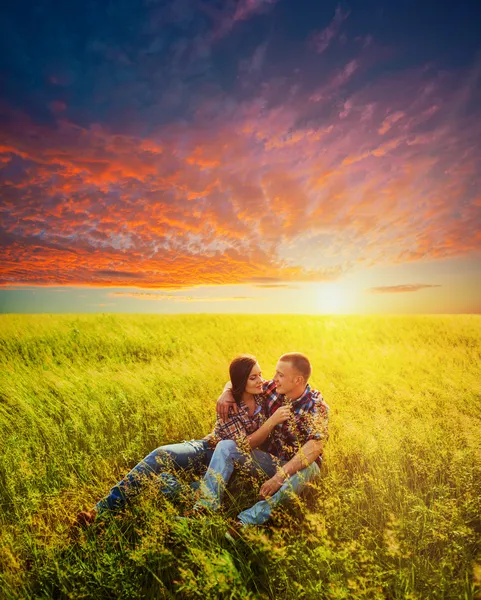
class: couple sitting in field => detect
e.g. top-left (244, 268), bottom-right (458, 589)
top-left (76, 352), bottom-right (329, 530)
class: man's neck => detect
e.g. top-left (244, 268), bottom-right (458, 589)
top-left (285, 385), bottom-right (308, 403)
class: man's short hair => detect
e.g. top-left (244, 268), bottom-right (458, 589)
top-left (279, 352), bottom-right (311, 382)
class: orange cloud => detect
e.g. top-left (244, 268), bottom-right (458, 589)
top-left (109, 291), bottom-right (258, 302)
top-left (378, 111), bottom-right (405, 135)
top-left (367, 284), bottom-right (442, 294)
top-left (1, 60), bottom-right (480, 290)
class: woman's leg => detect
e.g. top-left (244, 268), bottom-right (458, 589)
top-left (194, 440), bottom-right (279, 511)
top-left (237, 461), bottom-right (321, 526)
top-left (96, 440), bottom-right (213, 512)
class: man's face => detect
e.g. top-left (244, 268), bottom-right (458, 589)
top-left (273, 360), bottom-right (302, 396)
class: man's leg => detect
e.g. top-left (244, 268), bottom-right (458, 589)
top-left (237, 461), bottom-right (321, 526)
top-left (194, 439), bottom-right (278, 511)
top-left (96, 439), bottom-right (213, 513)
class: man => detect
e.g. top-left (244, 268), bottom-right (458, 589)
top-left (194, 352), bottom-right (329, 527)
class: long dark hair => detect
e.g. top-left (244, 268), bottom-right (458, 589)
top-left (229, 354), bottom-right (257, 405)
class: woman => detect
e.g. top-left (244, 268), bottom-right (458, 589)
top-left (76, 355), bottom-right (288, 526)
top-left (204, 355), bottom-right (290, 451)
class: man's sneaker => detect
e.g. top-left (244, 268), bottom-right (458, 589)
top-left (74, 509), bottom-right (97, 528)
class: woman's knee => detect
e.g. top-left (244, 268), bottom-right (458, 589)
top-left (215, 439), bottom-right (238, 455)
top-left (145, 446), bottom-right (175, 469)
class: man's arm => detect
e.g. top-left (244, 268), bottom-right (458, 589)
top-left (216, 382), bottom-right (238, 421)
top-left (258, 439), bottom-right (323, 498)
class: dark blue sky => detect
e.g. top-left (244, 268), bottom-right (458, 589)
top-left (1, 0), bottom-right (480, 130)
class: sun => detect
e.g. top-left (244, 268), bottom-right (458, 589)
top-left (316, 283), bottom-right (351, 314)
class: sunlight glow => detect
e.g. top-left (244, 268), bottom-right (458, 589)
top-left (316, 283), bottom-right (352, 314)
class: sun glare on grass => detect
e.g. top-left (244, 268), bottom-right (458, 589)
top-left (315, 283), bottom-right (352, 314)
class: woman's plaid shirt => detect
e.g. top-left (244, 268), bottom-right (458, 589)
top-left (261, 379), bottom-right (329, 463)
top-left (203, 395), bottom-right (266, 448)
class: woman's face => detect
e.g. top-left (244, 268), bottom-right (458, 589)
top-left (245, 362), bottom-right (263, 395)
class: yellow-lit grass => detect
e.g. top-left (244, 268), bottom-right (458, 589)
top-left (0, 314), bottom-right (480, 599)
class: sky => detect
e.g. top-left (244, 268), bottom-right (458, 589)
top-left (0, 0), bottom-right (480, 314)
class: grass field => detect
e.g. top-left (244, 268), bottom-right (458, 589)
top-left (0, 314), bottom-right (480, 599)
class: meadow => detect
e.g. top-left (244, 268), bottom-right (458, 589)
top-left (0, 314), bottom-right (480, 599)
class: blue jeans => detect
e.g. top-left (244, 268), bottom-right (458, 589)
top-left (195, 439), bottom-right (321, 525)
top-left (96, 440), bottom-right (213, 513)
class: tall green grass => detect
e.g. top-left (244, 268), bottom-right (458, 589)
top-left (0, 314), bottom-right (480, 599)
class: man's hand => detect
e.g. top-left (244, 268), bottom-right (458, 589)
top-left (259, 473), bottom-right (285, 499)
top-left (216, 388), bottom-right (237, 421)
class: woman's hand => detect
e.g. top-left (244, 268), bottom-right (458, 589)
top-left (246, 405), bottom-right (290, 450)
top-left (268, 406), bottom-right (291, 426)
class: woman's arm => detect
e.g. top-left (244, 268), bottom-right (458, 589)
top-left (212, 404), bottom-right (291, 449)
top-left (246, 406), bottom-right (291, 449)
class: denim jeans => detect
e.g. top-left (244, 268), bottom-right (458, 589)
top-left (195, 439), bottom-right (321, 525)
top-left (96, 439), bottom-right (213, 513)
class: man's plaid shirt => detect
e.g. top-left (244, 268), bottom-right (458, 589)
top-left (204, 395), bottom-right (266, 448)
top-left (261, 379), bottom-right (329, 464)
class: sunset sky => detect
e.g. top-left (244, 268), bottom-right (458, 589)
top-left (1, 0), bottom-right (480, 314)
